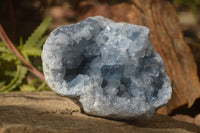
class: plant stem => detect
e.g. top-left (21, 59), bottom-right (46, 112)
top-left (0, 24), bottom-right (45, 81)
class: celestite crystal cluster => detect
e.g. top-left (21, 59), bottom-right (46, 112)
top-left (42, 16), bottom-right (172, 119)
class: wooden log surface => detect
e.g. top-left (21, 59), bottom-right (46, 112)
top-left (0, 91), bottom-right (200, 133)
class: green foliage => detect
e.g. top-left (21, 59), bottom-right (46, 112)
top-left (173, 0), bottom-right (200, 5)
top-left (0, 61), bottom-right (27, 92)
top-left (0, 16), bottom-right (52, 92)
top-left (22, 16), bottom-right (51, 62)
top-left (173, 0), bottom-right (200, 15)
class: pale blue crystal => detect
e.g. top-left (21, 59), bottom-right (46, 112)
top-left (42, 16), bottom-right (172, 119)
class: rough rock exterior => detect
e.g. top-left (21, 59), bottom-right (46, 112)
top-left (76, 1), bottom-right (200, 114)
top-left (42, 16), bottom-right (172, 119)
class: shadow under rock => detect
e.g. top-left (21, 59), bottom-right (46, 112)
top-left (128, 114), bottom-right (200, 131)
top-left (0, 105), bottom-right (131, 133)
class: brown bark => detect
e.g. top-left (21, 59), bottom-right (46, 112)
top-left (77, 0), bottom-right (200, 114)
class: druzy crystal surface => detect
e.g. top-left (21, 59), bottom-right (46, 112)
top-left (42, 16), bottom-right (172, 119)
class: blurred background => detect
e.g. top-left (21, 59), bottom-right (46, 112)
top-left (0, 0), bottom-right (200, 125)
top-left (0, 0), bottom-right (200, 73)
top-left (0, 1), bottom-right (199, 39)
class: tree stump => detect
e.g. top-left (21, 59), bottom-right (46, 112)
top-left (77, 0), bottom-right (200, 114)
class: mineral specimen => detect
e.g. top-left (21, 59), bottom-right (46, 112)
top-left (42, 16), bottom-right (172, 119)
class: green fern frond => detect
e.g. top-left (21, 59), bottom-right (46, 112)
top-left (0, 46), bottom-right (11, 53)
top-left (0, 43), bottom-right (16, 61)
top-left (21, 16), bottom-right (52, 62)
top-left (35, 35), bottom-right (48, 48)
top-left (0, 53), bottom-right (16, 61)
top-left (0, 41), bottom-right (5, 46)
top-left (0, 60), bottom-right (15, 76)
top-left (0, 17), bottom-right (51, 92)
top-left (20, 84), bottom-right (36, 91)
top-left (22, 48), bottom-right (42, 56)
top-left (0, 81), bottom-right (6, 88)
top-left (4, 71), bottom-right (16, 77)
top-left (0, 61), bottom-right (27, 92)
top-left (23, 16), bottom-right (52, 49)
top-left (19, 36), bottom-right (24, 49)
top-left (37, 81), bottom-right (49, 91)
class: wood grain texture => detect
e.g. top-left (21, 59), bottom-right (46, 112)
top-left (0, 91), bottom-right (200, 133)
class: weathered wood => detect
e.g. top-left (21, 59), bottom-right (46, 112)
top-left (77, 0), bottom-right (200, 114)
top-left (0, 91), bottom-right (200, 133)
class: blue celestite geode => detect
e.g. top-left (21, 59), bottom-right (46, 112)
top-left (42, 16), bottom-right (172, 119)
